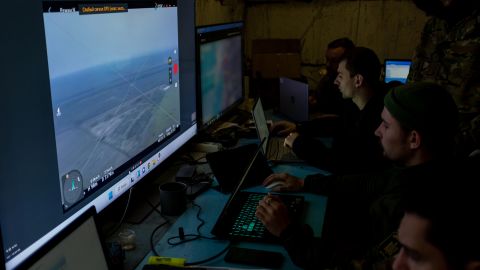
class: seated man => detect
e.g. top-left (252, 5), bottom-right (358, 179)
top-left (256, 82), bottom-right (459, 269)
top-left (394, 169), bottom-right (480, 270)
top-left (309, 37), bottom-right (355, 115)
top-left (272, 46), bottom-right (388, 174)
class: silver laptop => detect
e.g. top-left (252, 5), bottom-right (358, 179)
top-left (279, 77), bottom-right (309, 122)
top-left (252, 98), bottom-right (300, 162)
top-left (16, 207), bottom-right (110, 270)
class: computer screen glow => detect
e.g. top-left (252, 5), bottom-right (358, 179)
top-left (1, 1), bottom-right (196, 269)
top-left (385, 60), bottom-right (412, 84)
top-left (196, 22), bottom-right (244, 129)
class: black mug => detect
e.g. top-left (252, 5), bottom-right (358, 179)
top-left (159, 182), bottom-right (187, 216)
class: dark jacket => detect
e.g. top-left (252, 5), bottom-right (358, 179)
top-left (292, 93), bottom-right (388, 174)
top-left (280, 159), bottom-right (453, 269)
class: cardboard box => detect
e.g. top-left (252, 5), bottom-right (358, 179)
top-left (252, 39), bottom-right (301, 78)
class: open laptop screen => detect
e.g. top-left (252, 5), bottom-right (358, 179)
top-left (384, 59), bottom-right (412, 84)
top-left (279, 77), bottom-right (309, 122)
top-left (252, 99), bottom-right (269, 154)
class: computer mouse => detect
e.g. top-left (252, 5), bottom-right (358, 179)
top-left (265, 181), bottom-right (286, 190)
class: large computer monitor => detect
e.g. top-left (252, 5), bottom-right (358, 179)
top-left (0, 226), bottom-right (4, 270)
top-left (196, 22), bottom-right (244, 130)
top-left (1, 1), bottom-right (196, 269)
top-left (384, 59), bottom-right (412, 84)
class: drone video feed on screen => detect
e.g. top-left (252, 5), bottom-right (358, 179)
top-left (200, 35), bottom-right (243, 125)
top-left (42, 2), bottom-right (180, 211)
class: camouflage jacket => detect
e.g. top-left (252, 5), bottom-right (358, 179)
top-left (408, 9), bottom-right (480, 114)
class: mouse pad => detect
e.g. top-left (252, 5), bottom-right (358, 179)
top-left (206, 143), bottom-right (273, 193)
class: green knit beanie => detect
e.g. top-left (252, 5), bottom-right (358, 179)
top-left (384, 82), bottom-right (458, 136)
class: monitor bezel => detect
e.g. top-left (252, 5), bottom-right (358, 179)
top-left (195, 21), bottom-right (245, 131)
top-left (3, 1), bottom-right (197, 268)
top-left (1, 225), bottom-right (5, 270)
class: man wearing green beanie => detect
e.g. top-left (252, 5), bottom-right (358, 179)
top-left (255, 82), bottom-right (459, 269)
top-left (377, 82), bottom-right (458, 165)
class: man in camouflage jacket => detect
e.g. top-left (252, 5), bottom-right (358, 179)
top-left (409, 0), bottom-right (480, 157)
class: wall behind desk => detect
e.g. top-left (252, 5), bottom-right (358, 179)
top-left (197, 0), bottom-right (427, 65)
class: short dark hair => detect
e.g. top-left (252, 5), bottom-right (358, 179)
top-left (402, 165), bottom-right (480, 268)
top-left (327, 37), bottom-right (355, 50)
top-left (342, 46), bottom-right (381, 87)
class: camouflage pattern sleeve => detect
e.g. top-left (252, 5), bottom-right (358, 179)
top-left (409, 10), bottom-right (480, 155)
top-left (408, 11), bottom-right (480, 114)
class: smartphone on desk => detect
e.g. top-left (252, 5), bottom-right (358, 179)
top-left (224, 247), bottom-right (284, 268)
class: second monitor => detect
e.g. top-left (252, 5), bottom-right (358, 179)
top-left (384, 59), bottom-right (412, 84)
top-left (196, 22), bottom-right (244, 129)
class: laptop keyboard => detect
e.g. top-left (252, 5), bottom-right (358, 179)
top-left (228, 192), bottom-right (303, 239)
top-left (229, 193), bottom-right (266, 238)
top-left (268, 138), bottom-right (298, 161)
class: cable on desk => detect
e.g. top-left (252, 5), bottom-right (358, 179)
top-left (145, 199), bottom-right (163, 216)
top-left (171, 153), bottom-right (207, 166)
top-left (106, 187), bottom-right (134, 237)
top-left (150, 220), bottom-right (171, 256)
top-left (166, 201), bottom-right (219, 246)
top-left (125, 200), bottom-right (161, 225)
top-left (149, 199), bottom-right (231, 266)
top-left (127, 195), bottom-right (175, 225)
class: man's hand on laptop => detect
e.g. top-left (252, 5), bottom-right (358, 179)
top-left (284, 132), bottom-right (299, 148)
top-left (256, 195), bottom-right (290, 237)
top-left (270, 120), bottom-right (296, 136)
top-left (262, 173), bottom-right (304, 192)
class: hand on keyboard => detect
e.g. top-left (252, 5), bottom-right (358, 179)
top-left (256, 195), bottom-right (291, 237)
top-left (284, 132), bottom-right (300, 148)
top-left (262, 173), bottom-right (304, 192)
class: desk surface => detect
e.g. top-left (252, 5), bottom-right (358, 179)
top-left (134, 163), bottom-right (328, 270)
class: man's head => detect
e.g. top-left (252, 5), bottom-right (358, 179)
top-left (413, 0), bottom-right (479, 23)
top-left (325, 37), bottom-right (355, 76)
top-left (393, 176), bottom-right (480, 270)
top-left (334, 46), bottom-right (381, 99)
top-left (375, 82), bottom-right (458, 165)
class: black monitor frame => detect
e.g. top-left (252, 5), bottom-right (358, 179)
top-left (195, 21), bottom-right (245, 131)
top-left (1, 1), bottom-right (196, 269)
top-left (0, 225), bottom-right (4, 270)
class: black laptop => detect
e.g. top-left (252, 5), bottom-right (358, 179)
top-left (206, 143), bottom-right (273, 193)
top-left (252, 98), bottom-right (301, 162)
top-left (211, 139), bottom-right (304, 243)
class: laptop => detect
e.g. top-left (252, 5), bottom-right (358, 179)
top-left (252, 98), bottom-right (300, 162)
top-left (206, 143), bottom-right (273, 193)
top-left (211, 139), bottom-right (304, 243)
top-left (16, 207), bottom-right (110, 270)
top-left (384, 59), bottom-right (412, 84)
top-left (279, 77), bottom-right (309, 122)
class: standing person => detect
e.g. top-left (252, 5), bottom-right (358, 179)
top-left (409, 0), bottom-right (480, 158)
top-left (256, 82), bottom-right (458, 269)
top-left (310, 37), bottom-right (355, 115)
top-left (273, 47), bottom-right (388, 174)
